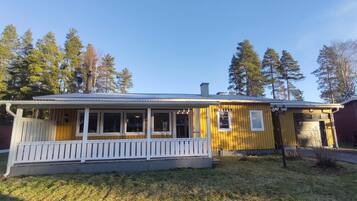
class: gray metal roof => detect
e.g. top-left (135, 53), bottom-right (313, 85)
top-left (26, 93), bottom-right (342, 109)
top-left (341, 96), bottom-right (357, 105)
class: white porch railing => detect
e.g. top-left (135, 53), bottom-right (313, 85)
top-left (13, 138), bottom-right (209, 164)
top-left (15, 140), bottom-right (82, 163)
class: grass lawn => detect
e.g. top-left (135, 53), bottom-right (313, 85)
top-left (1, 154), bottom-right (357, 201)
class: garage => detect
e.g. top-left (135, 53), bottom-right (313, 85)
top-left (294, 113), bottom-right (328, 147)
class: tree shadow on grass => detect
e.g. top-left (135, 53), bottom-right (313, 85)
top-left (0, 194), bottom-right (23, 201)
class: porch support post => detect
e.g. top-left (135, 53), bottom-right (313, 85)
top-left (81, 107), bottom-right (90, 163)
top-left (206, 107), bottom-right (212, 158)
top-left (172, 111), bottom-right (177, 138)
top-left (330, 112), bottom-right (339, 148)
top-left (5, 107), bottom-right (23, 177)
top-left (193, 108), bottom-right (200, 138)
top-left (146, 108), bottom-right (152, 160)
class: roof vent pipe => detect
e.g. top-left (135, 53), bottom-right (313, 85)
top-left (200, 83), bottom-right (209, 97)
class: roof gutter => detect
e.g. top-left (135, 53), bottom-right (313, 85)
top-left (270, 102), bottom-right (343, 109)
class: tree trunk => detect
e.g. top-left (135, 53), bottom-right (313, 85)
top-left (271, 66), bottom-right (276, 99)
top-left (286, 79), bottom-right (290, 101)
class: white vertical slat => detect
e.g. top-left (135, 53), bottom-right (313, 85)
top-left (165, 141), bottom-right (170, 156)
top-left (115, 142), bottom-right (120, 158)
top-left (76, 143), bottom-right (81, 159)
top-left (70, 143), bottom-right (76, 159)
top-left (137, 142), bottom-right (141, 157)
top-left (103, 142), bottom-right (109, 158)
top-left (35, 144), bottom-right (42, 161)
top-left (120, 142), bottom-right (125, 158)
top-left (151, 141), bottom-right (155, 157)
top-left (125, 142), bottom-right (130, 158)
top-left (189, 140), bottom-right (194, 155)
top-left (93, 143), bottom-right (99, 159)
top-left (48, 144), bottom-right (54, 160)
top-left (29, 144), bottom-right (36, 161)
top-left (16, 143), bottom-right (24, 161)
top-left (23, 144), bottom-right (30, 161)
top-left (53, 144), bottom-right (60, 160)
top-left (131, 142), bottom-right (136, 157)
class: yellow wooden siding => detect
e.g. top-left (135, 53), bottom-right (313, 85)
top-left (279, 108), bottom-right (335, 147)
top-left (51, 106), bottom-right (336, 151)
top-left (200, 104), bottom-right (275, 152)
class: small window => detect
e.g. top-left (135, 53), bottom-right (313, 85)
top-left (153, 112), bottom-right (171, 133)
top-left (218, 111), bottom-right (231, 131)
top-left (126, 112), bottom-right (144, 133)
top-left (103, 113), bottom-right (121, 133)
top-left (249, 110), bottom-right (264, 131)
top-left (79, 112), bottom-right (99, 133)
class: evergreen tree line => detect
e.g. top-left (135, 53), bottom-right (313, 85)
top-left (228, 40), bottom-right (304, 100)
top-left (313, 41), bottom-right (357, 103)
top-left (0, 24), bottom-right (133, 100)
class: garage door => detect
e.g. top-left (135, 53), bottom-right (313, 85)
top-left (295, 121), bottom-right (322, 147)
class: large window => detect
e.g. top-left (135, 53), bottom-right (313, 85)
top-left (249, 110), bottom-right (264, 131)
top-left (153, 112), bottom-right (171, 133)
top-left (102, 112), bottom-right (121, 133)
top-left (218, 111), bottom-right (231, 131)
top-left (125, 112), bottom-right (144, 133)
top-left (77, 110), bottom-right (146, 136)
top-left (78, 112), bottom-right (99, 134)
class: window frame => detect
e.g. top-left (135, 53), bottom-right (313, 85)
top-left (124, 110), bottom-right (146, 135)
top-left (217, 110), bottom-right (232, 132)
top-left (249, 110), bottom-right (265, 132)
top-left (152, 110), bottom-right (172, 135)
top-left (100, 111), bottom-right (124, 135)
top-left (76, 110), bottom-right (101, 136)
top-left (76, 110), bottom-right (147, 136)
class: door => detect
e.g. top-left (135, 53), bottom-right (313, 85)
top-left (319, 121), bottom-right (328, 146)
top-left (176, 114), bottom-right (189, 138)
top-left (295, 121), bottom-right (322, 147)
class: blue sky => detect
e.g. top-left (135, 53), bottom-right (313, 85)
top-left (1, 0), bottom-right (357, 102)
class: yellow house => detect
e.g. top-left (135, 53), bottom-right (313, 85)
top-left (0, 83), bottom-right (342, 176)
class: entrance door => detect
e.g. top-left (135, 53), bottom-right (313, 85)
top-left (176, 114), bottom-right (189, 138)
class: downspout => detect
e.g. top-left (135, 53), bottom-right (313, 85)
top-left (5, 103), bottom-right (16, 117)
top-left (331, 108), bottom-right (340, 149)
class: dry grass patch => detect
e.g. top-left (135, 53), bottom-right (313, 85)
top-left (0, 154), bottom-right (357, 201)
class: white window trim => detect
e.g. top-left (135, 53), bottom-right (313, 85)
top-left (124, 110), bottom-right (146, 135)
top-left (217, 111), bottom-right (232, 132)
top-left (76, 110), bottom-right (101, 136)
top-left (100, 111), bottom-right (124, 136)
top-left (76, 110), bottom-right (146, 136)
top-left (152, 110), bottom-right (172, 135)
top-left (249, 110), bottom-right (265, 132)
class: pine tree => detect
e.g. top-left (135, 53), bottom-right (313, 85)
top-left (62, 28), bottom-right (83, 93)
top-left (27, 32), bottom-right (63, 96)
top-left (332, 41), bottom-right (357, 102)
top-left (228, 40), bottom-right (264, 96)
top-left (0, 25), bottom-right (19, 96)
top-left (117, 68), bottom-right (133, 94)
top-left (313, 45), bottom-right (339, 103)
top-left (81, 44), bottom-right (98, 93)
top-left (228, 55), bottom-right (245, 94)
top-left (8, 29), bottom-right (33, 99)
top-left (278, 50), bottom-right (305, 100)
top-left (95, 54), bottom-right (117, 93)
top-left (261, 48), bottom-right (283, 99)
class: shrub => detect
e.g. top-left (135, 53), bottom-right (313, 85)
top-left (313, 147), bottom-right (337, 169)
top-left (285, 149), bottom-right (301, 160)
